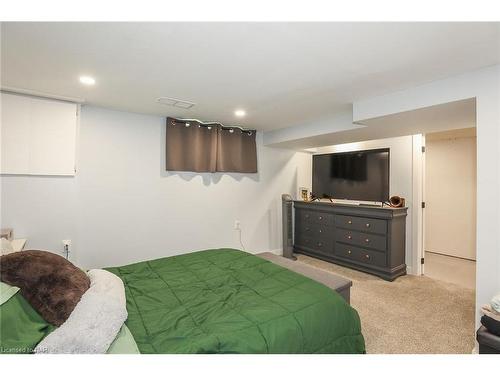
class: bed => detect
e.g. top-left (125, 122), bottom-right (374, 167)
top-left (1, 248), bottom-right (365, 354)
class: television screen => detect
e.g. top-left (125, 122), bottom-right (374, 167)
top-left (312, 148), bottom-right (389, 202)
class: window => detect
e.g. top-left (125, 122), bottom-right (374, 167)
top-left (165, 117), bottom-right (257, 173)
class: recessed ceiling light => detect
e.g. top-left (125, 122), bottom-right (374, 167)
top-left (234, 109), bottom-right (246, 118)
top-left (79, 76), bottom-right (96, 85)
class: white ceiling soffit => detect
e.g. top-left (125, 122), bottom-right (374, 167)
top-left (1, 22), bottom-right (499, 131)
top-left (356, 97), bottom-right (476, 130)
top-left (263, 110), bottom-right (365, 147)
top-left (265, 98), bottom-right (476, 149)
top-left (426, 127), bottom-right (477, 141)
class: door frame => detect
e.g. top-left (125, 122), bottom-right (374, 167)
top-left (412, 134), bottom-right (425, 275)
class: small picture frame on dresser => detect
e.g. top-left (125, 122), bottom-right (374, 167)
top-left (299, 187), bottom-right (309, 201)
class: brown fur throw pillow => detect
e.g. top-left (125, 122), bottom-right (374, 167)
top-left (0, 250), bottom-right (90, 326)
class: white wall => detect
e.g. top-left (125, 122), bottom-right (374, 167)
top-left (353, 65), bottom-right (500, 326)
top-left (0, 106), bottom-right (312, 269)
top-left (425, 135), bottom-right (476, 260)
top-left (314, 135), bottom-right (420, 274)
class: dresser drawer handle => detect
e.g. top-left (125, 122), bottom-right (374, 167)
top-left (317, 242), bottom-right (323, 247)
top-left (347, 220), bottom-right (352, 224)
top-left (305, 227), bottom-right (310, 231)
top-left (347, 235), bottom-right (352, 240)
top-left (365, 238), bottom-right (370, 243)
top-left (318, 216), bottom-right (323, 220)
top-left (365, 223), bottom-right (371, 228)
top-left (347, 250), bottom-right (352, 255)
top-left (364, 254), bottom-right (370, 260)
top-left (318, 229), bottom-right (322, 233)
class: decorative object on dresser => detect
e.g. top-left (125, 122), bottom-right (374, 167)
top-left (298, 187), bottom-right (309, 201)
top-left (388, 195), bottom-right (406, 208)
top-left (293, 201), bottom-right (407, 281)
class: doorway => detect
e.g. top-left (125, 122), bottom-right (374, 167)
top-left (422, 127), bottom-right (477, 290)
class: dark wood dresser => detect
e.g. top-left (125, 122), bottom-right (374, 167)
top-left (293, 201), bottom-right (407, 281)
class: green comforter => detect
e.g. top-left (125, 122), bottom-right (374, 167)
top-left (106, 248), bottom-right (365, 354)
top-left (0, 290), bottom-right (55, 354)
top-left (0, 284), bottom-right (138, 354)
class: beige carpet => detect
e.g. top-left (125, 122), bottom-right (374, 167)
top-left (425, 252), bottom-right (476, 290)
top-left (296, 254), bottom-right (476, 354)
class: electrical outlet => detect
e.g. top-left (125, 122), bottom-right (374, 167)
top-left (234, 220), bottom-right (241, 230)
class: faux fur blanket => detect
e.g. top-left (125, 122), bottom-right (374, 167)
top-left (35, 269), bottom-right (127, 354)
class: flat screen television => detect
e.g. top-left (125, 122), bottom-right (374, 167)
top-left (312, 148), bottom-right (390, 202)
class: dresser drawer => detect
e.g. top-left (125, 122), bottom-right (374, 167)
top-left (335, 228), bottom-right (387, 251)
top-left (295, 233), bottom-right (333, 254)
top-left (335, 243), bottom-right (387, 267)
top-left (304, 211), bottom-right (333, 225)
top-left (300, 223), bottom-right (334, 239)
top-left (335, 215), bottom-right (387, 234)
top-left (297, 209), bottom-right (333, 226)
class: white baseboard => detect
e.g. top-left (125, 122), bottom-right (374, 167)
top-left (268, 248), bottom-right (283, 256)
top-left (249, 248), bottom-right (282, 256)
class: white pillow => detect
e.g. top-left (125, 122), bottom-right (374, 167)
top-left (0, 238), bottom-right (15, 256)
top-left (0, 281), bottom-right (20, 306)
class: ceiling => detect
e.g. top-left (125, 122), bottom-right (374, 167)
top-left (279, 98), bottom-right (476, 150)
top-left (1, 22), bottom-right (499, 131)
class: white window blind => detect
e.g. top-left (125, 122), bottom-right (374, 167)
top-left (1, 92), bottom-right (78, 176)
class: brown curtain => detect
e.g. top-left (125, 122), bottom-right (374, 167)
top-left (165, 117), bottom-right (217, 172)
top-left (216, 128), bottom-right (257, 173)
top-left (165, 117), bottom-right (257, 173)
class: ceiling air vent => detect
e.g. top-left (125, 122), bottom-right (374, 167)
top-left (156, 97), bottom-right (195, 109)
